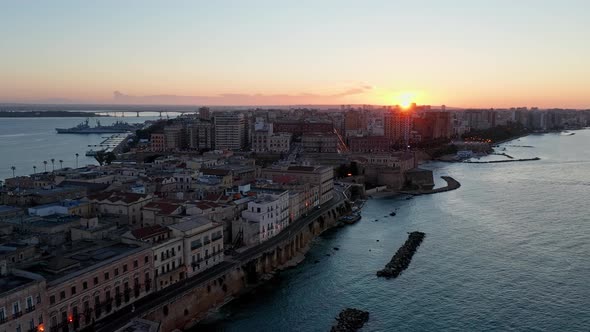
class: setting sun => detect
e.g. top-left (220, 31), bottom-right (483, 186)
top-left (393, 91), bottom-right (418, 108)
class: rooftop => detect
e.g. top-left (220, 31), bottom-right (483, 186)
top-left (169, 216), bottom-right (212, 232)
top-left (130, 225), bottom-right (170, 240)
top-left (142, 201), bottom-right (182, 215)
top-left (23, 241), bottom-right (146, 284)
top-left (0, 274), bottom-right (38, 295)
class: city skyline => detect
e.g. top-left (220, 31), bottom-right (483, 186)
top-left (2, 0), bottom-right (590, 108)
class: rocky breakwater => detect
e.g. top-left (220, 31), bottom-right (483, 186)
top-left (377, 231), bottom-right (425, 279)
top-left (330, 308), bottom-right (370, 332)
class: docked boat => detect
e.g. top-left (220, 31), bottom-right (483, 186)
top-left (56, 119), bottom-right (142, 134)
top-left (339, 213), bottom-right (361, 225)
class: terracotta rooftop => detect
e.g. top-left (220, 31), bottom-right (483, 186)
top-left (142, 201), bottom-right (182, 215)
top-left (89, 192), bottom-right (149, 204)
top-left (131, 225), bottom-right (169, 240)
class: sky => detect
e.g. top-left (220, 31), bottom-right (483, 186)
top-left (1, 0), bottom-right (589, 108)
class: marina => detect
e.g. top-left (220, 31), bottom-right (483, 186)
top-left (86, 133), bottom-right (132, 156)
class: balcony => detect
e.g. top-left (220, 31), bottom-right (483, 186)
top-left (26, 305), bottom-right (36, 313)
top-left (0, 317), bottom-right (7, 324)
top-left (13, 311), bottom-right (22, 319)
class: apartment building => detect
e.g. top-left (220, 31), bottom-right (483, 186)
top-left (169, 217), bottom-right (224, 278)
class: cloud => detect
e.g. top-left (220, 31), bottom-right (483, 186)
top-left (112, 85), bottom-right (373, 106)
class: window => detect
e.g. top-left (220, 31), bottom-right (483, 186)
top-left (49, 295), bottom-right (56, 305)
top-left (144, 255), bottom-right (149, 264)
top-left (154, 255), bottom-right (157, 261)
top-left (71, 286), bottom-right (76, 295)
top-left (133, 260), bottom-right (138, 268)
top-left (94, 277), bottom-right (99, 285)
top-left (26, 296), bottom-right (33, 310)
top-left (104, 272), bottom-right (110, 280)
top-left (123, 264), bottom-right (128, 272)
top-left (114, 268), bottom-right (119, 276)
top-left (0, 307), bottom-right (5, 320)
top-left (190, 239), bottom-right (202, 250)
top-left (83, 281), bottom-right (88, 290)
top-left (13, 301), bottom-right (20, 314)
top-left (60, 291), bottom-right (65, 300)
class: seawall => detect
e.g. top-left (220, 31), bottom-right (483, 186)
top-left (94, 193), bottom-right (350, 332)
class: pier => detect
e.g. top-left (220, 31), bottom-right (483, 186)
top-left (399, 176), bottom-right (461, 196)
top-left (377, 231), bottom-right (425, 279)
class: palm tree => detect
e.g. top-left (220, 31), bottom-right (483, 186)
top-left (43, 161), bottom-right (48, 172)
top-left (59, 160), bottom-right (64, 169)
top-left (75, 153), bottom-right (79, 168)
top-left (50, 158), bottom-right (55, 172)
top-left (33, 165), bottom-right (37, 174)
top-left (10, 166), bottom-right (16, 178)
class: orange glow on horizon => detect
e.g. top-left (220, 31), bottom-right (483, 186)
top-left (390, 91), bottom-right (420, 109)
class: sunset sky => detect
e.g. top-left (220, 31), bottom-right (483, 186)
top-left (1, 0), bottom-right (589, 108)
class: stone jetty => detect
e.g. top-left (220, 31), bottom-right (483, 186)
top-left (330, 308), bottom-right (370, 332)
top-left (399, 176), bottom-right (460, 196)
top-left (464, 157), bottom-right (540, 164)
top-left (377, 231), bottom-right (425, 279)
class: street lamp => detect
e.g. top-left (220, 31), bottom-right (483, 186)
top-left (75, 153), bottom-right (79, 168)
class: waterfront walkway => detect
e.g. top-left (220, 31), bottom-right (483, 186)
top-left (399, 176), bottom-right (461, 196)
top-left (90, 190), bottom-right (346, 332)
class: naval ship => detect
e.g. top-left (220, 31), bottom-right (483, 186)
top-left (56, 119), bottom-right (142, 134)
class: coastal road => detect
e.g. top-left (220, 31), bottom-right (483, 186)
top-left (92, 189), bottom-right (346, 331)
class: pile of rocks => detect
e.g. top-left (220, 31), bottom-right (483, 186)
top-left (377, 231), bottom-right (425, 279)
top-left (330, 308), bottom-right (370, 332)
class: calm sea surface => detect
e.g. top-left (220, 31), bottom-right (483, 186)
top-left (0, 113), bottom-right (173, 181)
top-left (198, 129), bottom-right (590, 332)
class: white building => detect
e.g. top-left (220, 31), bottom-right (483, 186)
top-left (121, 225), bottom-right (185, 291)
top-left (169, 216), bottom-right (224, 277)
top-left (237, 189), bottom-right (289, 245)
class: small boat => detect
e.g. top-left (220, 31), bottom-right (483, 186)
top-left (390, 212), bottom-right (397, 216)
top-left (339, 213), bottom-right (361, 225)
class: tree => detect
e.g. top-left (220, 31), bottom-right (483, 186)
top-left (43, 160), bottom-right (48, 172)
top-left (75, 153), bottom-right (79, 168)
top-left (105, 152), bottom-right (117, 165)
top-left (50, 158), bottom-right (55, 172)
top-left (95, 151), bottom-right (106, 166)
top-left (95, 151), bottom-right (117, 166)
top-left (33, 165), bottom-right (37, 174)
top-left (11, 166), bottom-right (15, 178)
top-left (59, 160), bottom-right (64, 169)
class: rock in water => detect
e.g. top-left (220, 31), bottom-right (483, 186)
top-left (330, 308), bottom-right (370, 332)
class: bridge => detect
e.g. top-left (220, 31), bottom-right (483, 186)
top-left (89, 189), bottom-right (350, 332)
